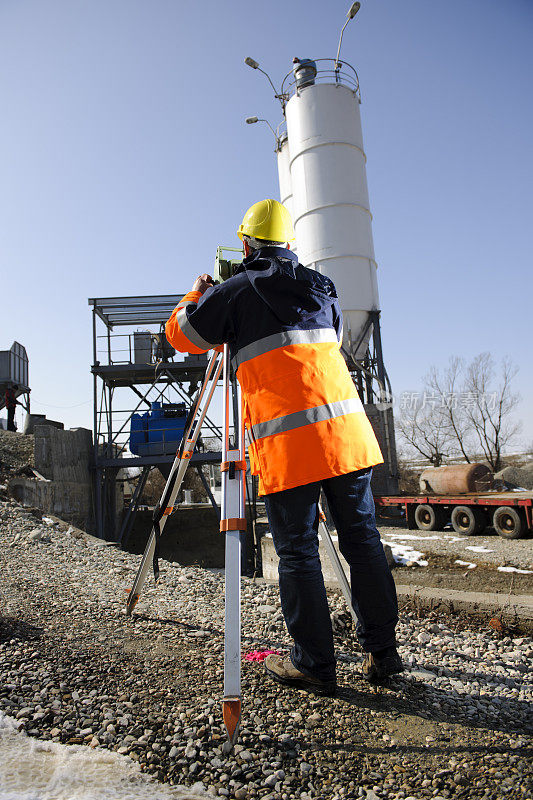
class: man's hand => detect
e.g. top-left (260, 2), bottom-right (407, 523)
top-left (192, 274), bottom-right (214, 294)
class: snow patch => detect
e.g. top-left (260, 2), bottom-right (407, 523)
top-left (455, 560), bottom-right (477, 569)
top-left (497, 566), bottom-right (532, 575)
top-left (466, 546), bottom-right (494, 553)
top-left (381, 540), bottom-right (428, 566)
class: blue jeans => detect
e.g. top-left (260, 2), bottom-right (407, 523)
top-left (264, 468), bottom-right (398, 682)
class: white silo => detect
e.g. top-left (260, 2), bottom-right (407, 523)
top-left (276, 131), bottom-right (296, 254)
top-left (279, 58), bottom-right (378, 360)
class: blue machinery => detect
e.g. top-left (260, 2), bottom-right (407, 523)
top-left (130, 402), bottom-right (187, 456)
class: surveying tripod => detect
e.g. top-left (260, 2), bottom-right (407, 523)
top-left (125, 344), bottom-right (357, 750)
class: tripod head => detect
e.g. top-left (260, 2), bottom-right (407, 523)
top-left (214, 245), bottom-right (244, 283)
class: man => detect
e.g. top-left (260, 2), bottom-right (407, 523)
top-left (166, 199), bottom-right (402, 694)
top-left (5, 385), bottom-right (19, 432)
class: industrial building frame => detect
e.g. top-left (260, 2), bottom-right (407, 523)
top-left (0, 341), bottom-right (31, 424)
top-left (89, 295), bottom-right (222, 541)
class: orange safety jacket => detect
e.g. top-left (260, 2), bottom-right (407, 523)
top-left (166, 246), bottom-right (383, 495)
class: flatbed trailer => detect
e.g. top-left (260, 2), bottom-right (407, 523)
top-left (374, 491), bottom-right (533, 539)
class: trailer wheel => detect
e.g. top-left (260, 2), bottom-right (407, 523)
top-left (493, 506), bottom-right (524, 539)
top-left (451, 506), bottom-right (487, 536)
top-left (414, 504), bottom-right (444, 531)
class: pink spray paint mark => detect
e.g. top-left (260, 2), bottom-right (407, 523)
top-left (243, 649), bottom-right (282, 662)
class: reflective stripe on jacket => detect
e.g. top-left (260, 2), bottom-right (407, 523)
top-left (165, 246), bottom-right (383, 495)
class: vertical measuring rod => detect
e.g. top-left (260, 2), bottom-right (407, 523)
top-left (220, 344), bottom-right (245, 750)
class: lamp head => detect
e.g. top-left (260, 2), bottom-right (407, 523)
top-left (245, 116), bottom-right (259, 124)
top-left (348, 1), bottom-right (360, 18)
top-left (244, 56), bottom-right (259, 69)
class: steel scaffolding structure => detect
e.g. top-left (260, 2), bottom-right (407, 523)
top-left (343, 310), bottom-right (399, 496)
top-left (89, 295), bottom-right (222, 541)
top-left (0, 341), bottom-right (31, 420)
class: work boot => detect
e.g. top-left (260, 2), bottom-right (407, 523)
top-left (264, 654), bottom-right (337, 696)
top-left (362, 646), bottom-right (404, 683)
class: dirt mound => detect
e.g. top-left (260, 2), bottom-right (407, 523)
top-left (0, 431), bottom-right (34, 482)
top-left (495, 464), bottom-right (533, 490)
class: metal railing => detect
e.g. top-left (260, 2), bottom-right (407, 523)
top-left (280, 58), bottom-right (361, 103)
top-left (96, 332), bottom-right (174, 366)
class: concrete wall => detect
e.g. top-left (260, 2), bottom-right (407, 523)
top-left (261, 533), bottom-right (394, 587)
top-left (261, 533), bottom-right (351, 588)
top-left (35, 426), bottom-right (92, 483)
top-left (9, 426), bottom-right (94, 530)
top-left (124, 506), bottom-right (256, 572)
top-left (9, 478), bottom-right (93, 530)
top-left (125, 507), bottom-right (223, 567)
top-left (23, 414), bottom-right (64, 434)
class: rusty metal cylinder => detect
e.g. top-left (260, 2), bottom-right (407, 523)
top-left (419, 464), bottom-right (494, 495)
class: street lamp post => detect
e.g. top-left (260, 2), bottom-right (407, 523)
top-left (244, 57), bottom-right (284, 106)
top-left (335, 2), bottom-right (361, 72)
top-left (245, 116), bottom-right (280, 148)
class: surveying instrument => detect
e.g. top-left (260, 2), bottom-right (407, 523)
top-left (125, 247), bottom-right (357, 750)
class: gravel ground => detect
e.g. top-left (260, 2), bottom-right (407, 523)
top-left (0, 497), bottom-right (532, 800)
top-left (0, 430), bottom-right (34, 482)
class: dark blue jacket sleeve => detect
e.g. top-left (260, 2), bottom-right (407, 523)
top-left (166, 282), bottom-right (236, 354)
top-left (189, 283), bottom-right (235, 345)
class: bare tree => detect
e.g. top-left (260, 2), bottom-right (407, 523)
top-left (396, 402), bottom-right (453, 467)
top-left (461, 353), bottom-right (521, 472)
top-left (396, 353), bottom-right (521, 471)
top-left (425, 356), bottom-right (472, 463)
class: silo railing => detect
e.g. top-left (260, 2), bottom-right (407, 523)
top-left (280, 59), bottom-right (361, 104)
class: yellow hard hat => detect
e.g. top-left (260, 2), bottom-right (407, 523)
top-left (237, 198), bottom-right (295, 243)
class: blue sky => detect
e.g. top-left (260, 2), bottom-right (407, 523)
top-left (1, 0), bottom-right (532, 446)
